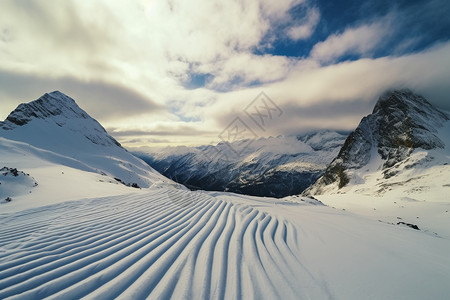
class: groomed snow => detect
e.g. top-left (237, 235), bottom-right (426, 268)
top-left (1, 188), bottom-right (450, 299)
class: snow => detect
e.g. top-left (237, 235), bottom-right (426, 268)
top-left (1, 132), bottom-right (450, 298)
top-left (0, 92), bottom-right (167, 190)
top-left (0, 137), bottom-right (148, 213)
top-left (1, 187), bottom-right (450, 299)
top-left (0, 167), bottom-right (37, 201)
top-left (0, 92), bottom-right (168, 212)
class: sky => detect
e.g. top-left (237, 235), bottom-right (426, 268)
top-left (1, 0), bottom-right (449, 148)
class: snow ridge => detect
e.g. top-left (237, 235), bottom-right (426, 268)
top-left (1, 189), bottom-right (450, 299)
top-left (0, 191), bottom-right (326, 299)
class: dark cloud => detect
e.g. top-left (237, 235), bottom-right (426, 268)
top-left (0, 69), bottom-right (163, 121)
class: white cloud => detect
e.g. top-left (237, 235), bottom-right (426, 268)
top-left (196, 53), bottom-right (296, 89)
top-left (0, 0), bottom-right (307, 102)
top-left (286, 7), bottom-right (320, 41)
top-left (192, 41), bottom-right (450, 141)
top-left (310, 19), bottom-right (391, 63)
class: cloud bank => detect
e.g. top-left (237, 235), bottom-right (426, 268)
top-left (0, 0), bottom-right (449, 147)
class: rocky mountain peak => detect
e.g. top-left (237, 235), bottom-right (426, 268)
top-left (373, 89), bottom-right (427, 114)
top-left (372, 89), bottom-right (448, 155)
top-left (304, 89), bottom-right (449, 195)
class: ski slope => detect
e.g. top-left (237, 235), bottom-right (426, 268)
top-left (1, 188), bottom-right (450, 300)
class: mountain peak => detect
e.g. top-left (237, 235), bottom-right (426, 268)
top-left (372, 89), bottom-right (440, 116)
top-left (4, 91), bottom-right (89, 126)
top-left (1, 91), bottom-right (121, 147)
top-left (304, 89), bottom-right (449, 195)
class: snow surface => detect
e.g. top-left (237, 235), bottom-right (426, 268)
top-left (1, 131), bottom-right (450, 299)
top-left (0, 137), bottom-right (152, 213)
top-left (0, 92), bottom-right (168, 191)
top-left (1, 187), bottom-right (450, 299)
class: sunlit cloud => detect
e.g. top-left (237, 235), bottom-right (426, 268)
top-left (0, 0), bottom-right (449, 147)
top-left (310, 19), bottom-right (390, 64)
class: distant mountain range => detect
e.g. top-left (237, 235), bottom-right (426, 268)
top-left (135, 89), bottom-right (450, 200)
top-left (134, 131), bottom-right (347, 197)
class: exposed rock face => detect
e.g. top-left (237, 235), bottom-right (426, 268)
top-left (304, 89), bottom-right (449, 195)
top-left (374, 90), bottom-right (447, 168)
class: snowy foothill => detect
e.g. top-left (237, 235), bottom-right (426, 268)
top-left (0, 136), bottom-right (151, 213)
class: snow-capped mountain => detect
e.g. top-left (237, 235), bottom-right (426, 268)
top-left (1, 91), bottom-right (121, 147)
top-left (134, 131), bottom-right (347, 198)
top-left (305, 89), bottom-right (450, 198)
top-left (0, 91), bottom-right (168, 209)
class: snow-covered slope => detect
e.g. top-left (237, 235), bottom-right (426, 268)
top-left (134, 132), bottom-right (346, 198)
top-left (1, 189), bottom-right (450, 299)
top-left (303, 90), bottom-right (450, 236)
top-left (0, 91), bottom-right (169, 211)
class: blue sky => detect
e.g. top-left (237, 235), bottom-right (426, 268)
top-left (270, 0), bottom-right (450, 58)
top-left (185, 0), bottom-right (450, 90)
top-left (0, 0), bottom-right (449, 147)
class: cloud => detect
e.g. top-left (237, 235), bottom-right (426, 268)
top-left (1, 0), bottom-right (449, 148)
top-left (310, 19), bottom-right (390, 63)
top-left (108, 124), bottom-right (214, 137)
top-left (286, 7), bottom-right (320, 41)
top-left (82, 40), bottom-right (450, 147)
top-left (106, 121), bottom-right (220, 147)
top-left (0, 0), bottom-right (118, 74)
top-left (198, 53), bottom-right (296, 90)
top-left (144, 0), bottom-right (303, 64)
top-left (197, 41), bottom-right (450, 139)
top-left (0, 69), bottom-right (163, 121)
